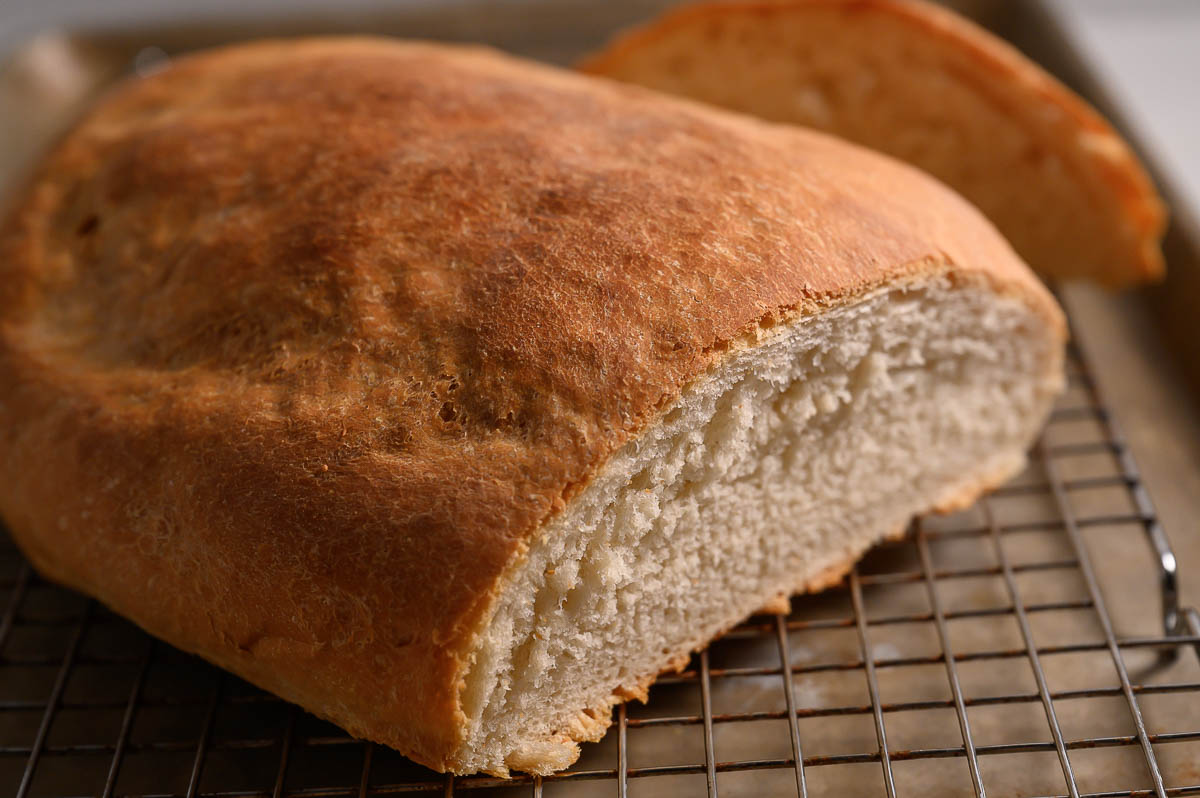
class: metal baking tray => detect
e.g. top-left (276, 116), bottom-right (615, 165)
top-left (1, 1), bottom-right (1198, 796)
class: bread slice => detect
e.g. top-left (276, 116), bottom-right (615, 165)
top-left (0, 38), bottom-right (1064, 776)
top-left (580, 0), bottom-right (1166, 289)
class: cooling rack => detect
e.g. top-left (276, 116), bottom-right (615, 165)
top-left (0, 310), bottom-right (1197, 798)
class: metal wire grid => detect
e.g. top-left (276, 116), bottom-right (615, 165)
top-left (0, 325), bottom-right (1198, 797)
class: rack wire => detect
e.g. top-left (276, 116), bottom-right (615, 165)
top-left (0, 316), bottom-right (1198, 798)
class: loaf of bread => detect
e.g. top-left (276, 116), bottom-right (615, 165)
top-left (0, 38), bottom-right (1065, 776)
top-left (581, 0), bottom-right (1166, 288)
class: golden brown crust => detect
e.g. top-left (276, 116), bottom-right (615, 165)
top-left (579, 0), bottom-right (1167, 288)
top-left (756, 592), bottom-right (793, 615)
top-left (0, 37), bottom-right (1060, 772)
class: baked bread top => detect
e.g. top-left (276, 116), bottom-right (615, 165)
top-left (581, 0), bottom-right (1167, 288)
top-left (0, 38), bottom-right (1061, 767)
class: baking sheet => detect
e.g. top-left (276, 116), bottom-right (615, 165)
top-left (0, 1), bottom-right (1198, 795)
